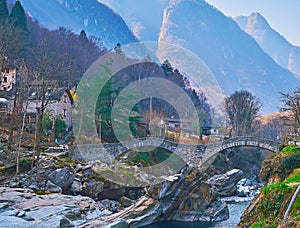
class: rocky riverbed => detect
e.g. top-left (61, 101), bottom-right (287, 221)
top-left (0, 146), bottom-right (267, 227)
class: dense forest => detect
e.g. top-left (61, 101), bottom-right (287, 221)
top-left (95, 59), bottom-right (212, 142)
top-left (0, 0), bottom-right (105, 87)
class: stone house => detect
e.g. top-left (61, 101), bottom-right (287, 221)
top-left (26, 87), bottom-right (74, 127)
top-left (3, 78), bottom-right (74, 127)
top-left (0, 66), bottom-right (17, 91)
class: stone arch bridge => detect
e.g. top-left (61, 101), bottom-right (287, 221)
top-left (70, 136), bottom-right (279, 166)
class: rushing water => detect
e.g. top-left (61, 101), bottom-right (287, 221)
top-left (144, 201), bottom-right (250, 228)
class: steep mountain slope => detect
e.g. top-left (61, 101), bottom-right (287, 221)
top-left (159, 0), bottom-right (300, 113)
top-left (235, 13), bottom-right (300, 77)
top-left (97, 0), bottom-right (168, 41)
top-left (19, 0), bottom-right (137, 48)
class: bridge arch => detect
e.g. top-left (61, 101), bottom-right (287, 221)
top-left (213, 137), bottom-right (279, 153)
top-left (71, 136), bottom-right (279, 166)
top-left (195, 136), bottom-right (279, 168)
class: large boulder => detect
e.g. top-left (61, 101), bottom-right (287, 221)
top-left (206, 169), bottom-right (244, 196)
top-left (81, 181), bottom-right (104, 199)
top-left (48, 168), bottom-right (74, 191)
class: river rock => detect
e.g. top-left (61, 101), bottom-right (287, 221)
top-left (45, 180), bottom-right (63, 193)
top-left (49, 168), bottom-right (74, 190)
top-left (236, 178), bottom-right (263, 197)
top-left (206, 169), bottom-right (243, 196)
top-left (82, 165), bottom-right (93, 178)
top-left (70, 179), bottom-right (82, 194)
top-left (98, 186), bottom-right (127, 201)
top-left (0, 187), bottom-right (108, 227)
top-left (100, 199), bottom-right (121, 212)
top-left (119, 196), bottom-right (135, 207)
top-left (0, 216), bottom-right (32, 228)
top-left (81, 181), bottom-right (104, 199)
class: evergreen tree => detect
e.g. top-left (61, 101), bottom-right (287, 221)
top-left (161, 59), bottom-right (173, 75)
top-left (9, 0), bottom-right (28, 60)
top-left (9, 0), bottom-right (27, 31)
top-left (0, 0), bottom-right (8, 24)
top-left (79, 29), bottom-right (88, 42)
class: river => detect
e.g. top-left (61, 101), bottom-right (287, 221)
top-left (144, 201), bottom-right (250, 228)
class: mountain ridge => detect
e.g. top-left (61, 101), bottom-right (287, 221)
top-left (159, 0), bottom-right (299, 113)
top-left (19, 0), bottom-right (138, 48)
top-left (235, 12), bottom-right (300, 77)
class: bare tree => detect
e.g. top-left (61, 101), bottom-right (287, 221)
top-left (16, 60), bottom-right (30, 174)
top-left (29, 40), bottom-right (63, 160)
top-left (253, 112), bottom-right (292, 141)
top-left (280, 87), bottom-right (300, 143)
top-left (225, 90), bottom-right (262, 137)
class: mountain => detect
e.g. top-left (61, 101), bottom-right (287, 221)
top-left (18, 0), bottom-right (137, 48)
top-left (159, 0), bottom-right (299, 113)
top-left (235, 13), bottom-right (300, 77)
top-left (97, 0), bottom-right (168, 41)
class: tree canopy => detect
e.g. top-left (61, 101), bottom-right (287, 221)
top-left (0, 0), bottom-right (8, 24)
top-left (225, 90), bottom-right (262, 136)
top-left (10, 0), bottom-right (27, 31)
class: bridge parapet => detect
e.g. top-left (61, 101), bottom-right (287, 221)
top-left (69, 136), bottom-right (279, 164)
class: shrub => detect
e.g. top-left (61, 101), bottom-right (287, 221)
top-left (282, 154), bottom-right (300, 172)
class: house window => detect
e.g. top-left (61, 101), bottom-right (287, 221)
top-left (3, 77), bottom-right (7, 83)
top-left (63, 109), bottom-right (67, 117)
top-left (64, 95), bottom-right (67, 103)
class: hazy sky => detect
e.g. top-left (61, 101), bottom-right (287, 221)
top-left (205, 0), bottom-right (300, 46)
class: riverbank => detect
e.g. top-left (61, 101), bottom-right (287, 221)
top-left (238, 144), bottom-right (300, 227)
top-left (145, 201), bottom-right (250, 228)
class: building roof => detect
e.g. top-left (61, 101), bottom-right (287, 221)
top-left (28, 87), bottom-right (74, 104)
top-left (3, 87), bottom-right (74, 105)
top-left (29, 79), bottom-right (59, 87)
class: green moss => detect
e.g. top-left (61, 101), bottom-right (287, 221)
top-left (285, 169), bottom-right (300, 184)
top-left (62, 157), bottom-right (75, 164)
top-left (53, 157), bottom-right (76, 168)
top-left (90, 173), bottom-right (110, 184)
top-left (291, 194), bottom-right (300, 213)
top-left (262, 182), bottom-right (292, 195)
top-left (281, 144), bottom-right (300, 154)
top-left (259, 183), bottom-right (292, 220)
top-left (36, 190), bottom-right (47, 195)
top-left (121, 147), bottom-right (183, 167)
top-left (20, 159), bottom-right (32, 168)
top-left (250, 220), bottom-right (277, 228)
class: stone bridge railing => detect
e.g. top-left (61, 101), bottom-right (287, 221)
top-left (69, 136), bottom-right (279, 166)
top-left (218, 136), bottom-right (279, 152)
top-left (194, 136), bottom-right (279, 168)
